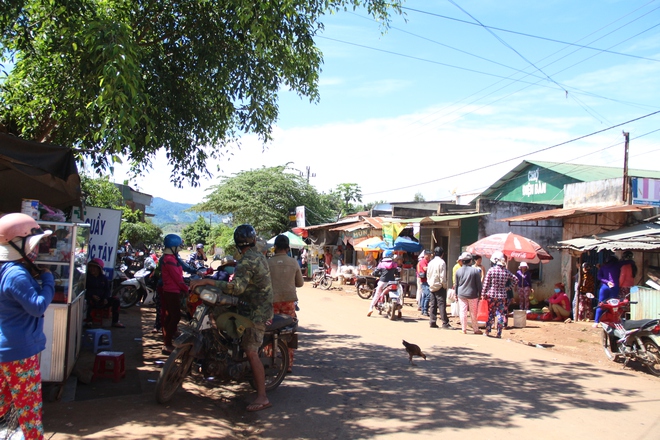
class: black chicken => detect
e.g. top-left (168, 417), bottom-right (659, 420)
top-left (402, 340), bottom-right (426, 366)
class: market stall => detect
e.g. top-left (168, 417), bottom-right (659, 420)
top-left (0, 133), bottom-right (85, 400)
top-left (37, 221), bottom-right (89, 400)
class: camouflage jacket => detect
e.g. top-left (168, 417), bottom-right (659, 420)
top-left (214, 247), bottom-right (273, 324)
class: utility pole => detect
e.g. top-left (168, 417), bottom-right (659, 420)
top-left (300, 166), bottom-right (316, 184)
top-left (622, 131), bottom-right (630, 203)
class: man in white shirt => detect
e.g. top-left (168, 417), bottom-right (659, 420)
top-left (427, 246), bottom-right (453, 329)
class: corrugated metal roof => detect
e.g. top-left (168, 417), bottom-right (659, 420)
top-left (499, 204), bottom-right (654, 222)
top-left (479, 160), bottom-right (660, 201)
top-left (386, 212), bottom-right (488, 224)
top-left (556, 221), bottom-right (660, 251)
top-left (528, 160), bottom-right (660, 181)
top-left (329, 216), bottom-right (389, 231)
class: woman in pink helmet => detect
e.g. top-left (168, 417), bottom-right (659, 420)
top-left (0, 213), bottom-right (55, 439)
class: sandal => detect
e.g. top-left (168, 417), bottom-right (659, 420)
top-left (112, 322), bottom-right (126, 328)
top-left (246, 402), bottom-right (272, 412)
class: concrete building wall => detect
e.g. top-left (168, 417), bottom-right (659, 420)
top-left (564, 178), bottom-right (624, 208)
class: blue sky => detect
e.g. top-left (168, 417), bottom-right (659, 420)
top-left (111, 0), bottom-right (660, 205)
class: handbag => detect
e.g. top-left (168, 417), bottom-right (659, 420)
top-left (477, 298), bottom-right (489, 324)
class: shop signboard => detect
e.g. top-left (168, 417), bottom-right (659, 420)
top-left (86, 206), bottom-right (122, 279)
top-left (632, 177), bottom-right (660, 207)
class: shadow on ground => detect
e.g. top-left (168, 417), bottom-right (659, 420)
top-left (43, 299), bottom-right (653, 439)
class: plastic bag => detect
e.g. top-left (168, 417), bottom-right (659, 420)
top-left (477, 299), bottom-right (489, 324)
top-left (450, 301), bottom-right (460, 316)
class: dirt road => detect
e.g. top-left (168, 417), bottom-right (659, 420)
top-left (42, 282), bottom-right (660, 439)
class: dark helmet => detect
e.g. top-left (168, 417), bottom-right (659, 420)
top-left (234, 224), bottom-right (257, 248)
top-left (164, 234), bottom-right (183, 249)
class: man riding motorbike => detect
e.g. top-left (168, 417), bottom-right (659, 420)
top-left (189, 224), bottom-right (274, 412)
top-left (367, 250), bottom-right (399, 317)
top-left (187, 243), bottom-right (208, 269)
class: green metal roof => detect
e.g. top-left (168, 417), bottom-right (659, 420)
top-left (526, 160), bottom-right (660, 181)
top-left (479, 160), bottom-right (660, 205)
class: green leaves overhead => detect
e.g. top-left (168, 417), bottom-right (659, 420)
top-left (193, 164), bottom-right (336, 237)
top-left (0, 0), bottom-right (401, 186)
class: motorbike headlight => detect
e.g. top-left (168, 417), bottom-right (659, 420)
top-left (200, 290), bottom-right (218, 304)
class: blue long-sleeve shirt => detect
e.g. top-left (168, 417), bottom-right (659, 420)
top-left (0, 262), bottom-right (54, 362)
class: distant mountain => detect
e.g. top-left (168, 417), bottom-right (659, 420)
top-left (146, 197), bottom-right (230, 226)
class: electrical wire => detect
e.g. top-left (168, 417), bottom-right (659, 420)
top-left (362, 110), bottom-right (660, 196)
top-left (400, 4), bottom-right (660, 63)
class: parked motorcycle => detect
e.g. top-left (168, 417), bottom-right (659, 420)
top-left (356, 275), bottom-right (377, 299)
top-left (599, 297), bottom-right (660, 376)
top-left (312, 263), bottom-right (333, 290)
top-left (155, 286), bottom-right (297, 404)
top-left (117, 257), bottom-right (157, 308)
top-left (112, 261), bottom-right (130, 293)
top-left (373, 279), bottom-right (404, 321)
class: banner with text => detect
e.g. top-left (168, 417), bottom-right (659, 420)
top-left (86, 206), bottom-right (122, 279)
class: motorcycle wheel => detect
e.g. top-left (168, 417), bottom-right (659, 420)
top-left (389, 299), bottom-right (398, 321)
top-left (356, 283), bottom-right (373, 300)
top-left (319, 276), bottom-right (332, 290)
top-left (251, 340), bottom-right (290, 392)
top-left (643, 339), bottom-right (660, 377)
top-left (117, 285), bottom-right (140, 309)
top-left (155, 345), bottom-right (195, 404)
top-left (601, 329), bottom-right (620, 361)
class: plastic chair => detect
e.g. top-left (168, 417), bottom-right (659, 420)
top-left (93, 351), bottom-right (125, 382)
top-left (82, 328), bottom-right (113, 353)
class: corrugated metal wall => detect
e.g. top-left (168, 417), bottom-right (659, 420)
top-left (630, 286), bottom-right (660, 320)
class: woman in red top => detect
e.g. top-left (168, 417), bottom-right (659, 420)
top-left (548, 282), bottom-right (571, 321)
top-left (160, 234), bottom-right (189, 355)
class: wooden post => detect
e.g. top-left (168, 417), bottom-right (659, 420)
top-left (622, 131), bottom-right (630, 203)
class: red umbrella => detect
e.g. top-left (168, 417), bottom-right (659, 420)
top-left (466, 233), bottom-right (553, 264)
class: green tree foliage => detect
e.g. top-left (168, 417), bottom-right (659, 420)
top-left (413, 192), bottom-right (425, 202)
top-left (332, 183), bottom-right (362, 219)
top-left (207, 223), bottom-right (237, 257)
top-left (194, 164), bottom-right (335, 237)
top-left (181, 216), bottom-right (211, 248)
top-left (80, 174), bottom-right (122, 208)
top-left (80, 174), bottom-right (162, 246)
top-left (121, 221), bottom-right (162, 250)
top-left (0, 1), bottom-right (401, 185)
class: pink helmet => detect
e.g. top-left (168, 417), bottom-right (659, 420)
top-left (0, 213), bottom-right (52, 262)
top-left (0, 213), bottom-right (43, 244)
top-left (88, 258), bottom-right (105, 270)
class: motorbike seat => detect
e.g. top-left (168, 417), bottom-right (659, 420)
top-left (622, 319), bottom-right (656, 331)
top-left (267, 314), bottom-right (295, 331)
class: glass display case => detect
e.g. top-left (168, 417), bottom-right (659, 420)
top-left (36, 221), bottom-right (89, 303)
top-left (36, 221), bottom-right (89, 398)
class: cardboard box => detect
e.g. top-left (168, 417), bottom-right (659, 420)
top-left (21, 199), bottom-right (39, 220)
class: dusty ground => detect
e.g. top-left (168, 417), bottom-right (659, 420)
top-left (332, 281), bottom-right (635, 374)
top-left (39, 279), bottom-right (660, 439)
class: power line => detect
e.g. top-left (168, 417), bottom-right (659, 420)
top-left (461, 128), bottom-right (660, 196)
top-left (362, 110), bottom-right (660, 196)
top-left (400, 5), bottom-right (660, 63)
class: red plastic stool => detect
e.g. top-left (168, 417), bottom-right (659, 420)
top-left (93, 351), bottom-right (126, 382)
top-left (89, 308), bottom-right (104, 326)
